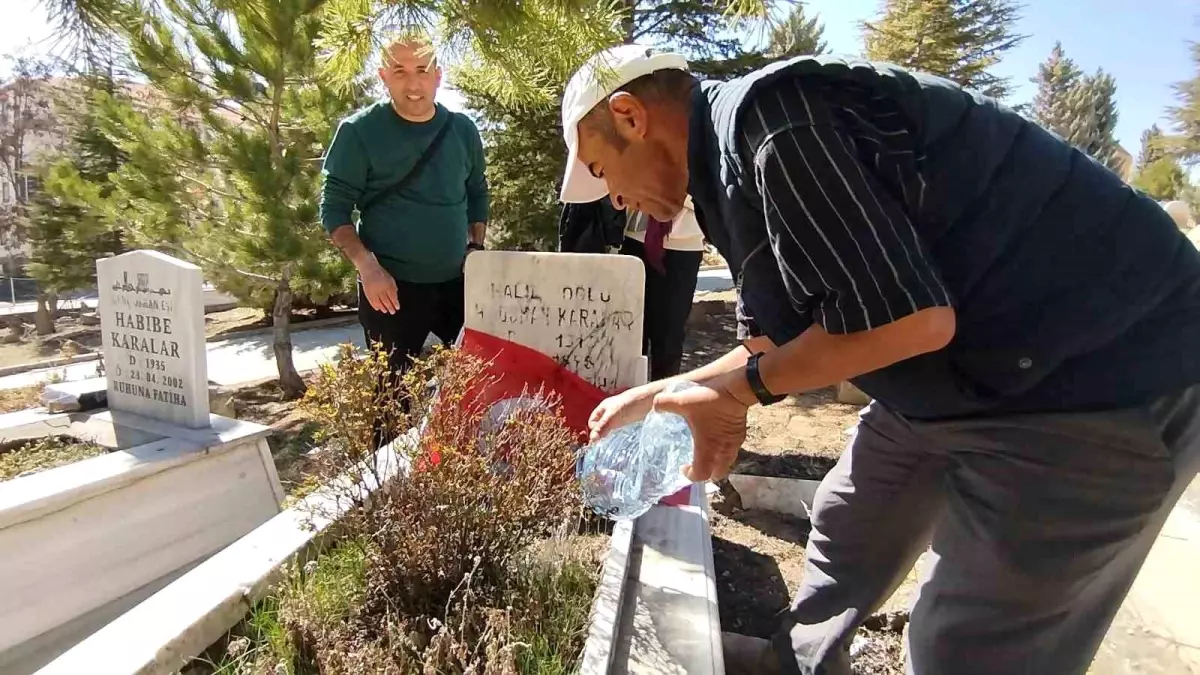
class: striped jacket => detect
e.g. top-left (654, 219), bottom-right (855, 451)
top-left (686, 56), bottom-right (1200, 419)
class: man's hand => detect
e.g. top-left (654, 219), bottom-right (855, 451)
top-left (330, 224), bottom-right (399, 315)
top-left (359, 256), bottom-right (399, 314)
top-left (652, 375), bottom-right (752, 482)
top-left (589, 383), bottom-right (665, 442)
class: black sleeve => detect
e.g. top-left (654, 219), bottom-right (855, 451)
top-left (752, 122), bottom-right (953, 334)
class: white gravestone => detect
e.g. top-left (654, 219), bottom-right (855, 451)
top-left (97, 250), bottom-right (210, 428)
top-left (464, 251), bottom-right (645, 391)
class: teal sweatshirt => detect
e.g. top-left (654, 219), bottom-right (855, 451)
top-left (320, 101), bottom-right (489, 283)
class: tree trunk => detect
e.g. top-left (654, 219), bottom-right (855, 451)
top-left (272, 274), bottom-right (306, 399)
top-left (34, 294), bottom-right (55, 335)
top-left (621, 0), bottom-right (637, 43)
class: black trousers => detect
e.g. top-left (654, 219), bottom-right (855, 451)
top-left (358, 276), bottom-right (465, 375)
top-left (620, 238), bottom-right (703, 380)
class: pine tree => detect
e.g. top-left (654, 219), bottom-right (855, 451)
top-left (456, 0), bottom-right (788, 250)
top-left (92, 0), bottom-right (367, 398)
top-left (40, 0), bottom-right (641, 395)
top-left (1168, 41), bottom-right (1200, 164)
top-left (1132, 157), bottom-right (1187, 201)
top-left (1030, 41), bottom-right (1081, 133)
top-left (862, 0), bottom-right (1025, 99)
top-left (1063, 69), bottom-right (1121, 172)
top-left (768, 4), bottom-right (829, 57)
top-left (26, 64), bottom-right (128, 311)
top-left (1028, 43), bottom-right (1123, 174)
top-left (1137, 124), bottom-right (1166, 170)
top-left (692, 3), bottom-right (829, 79)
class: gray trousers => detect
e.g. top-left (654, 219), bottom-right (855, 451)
top-left (773, 385), bottom-right (1200, 675)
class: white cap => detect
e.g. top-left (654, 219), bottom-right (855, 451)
top-left (559, 44), bottom-right (689, 203)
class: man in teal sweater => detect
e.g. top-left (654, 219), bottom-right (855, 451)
top-left (320, 32), bottom-right (488, 376)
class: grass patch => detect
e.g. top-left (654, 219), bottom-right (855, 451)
top-left (187, 536), bottom-right (600, 675)
top-left (0, 435), bottom-right (108, 481)
top-left (184, 544), bottom-right (368, 675)
top-left (508, 541), bottom-right (602, 675)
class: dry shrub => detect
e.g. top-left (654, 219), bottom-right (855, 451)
top-left (287, 343), bottom-right (589, 673)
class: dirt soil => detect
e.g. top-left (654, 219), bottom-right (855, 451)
top-left (683, 304), bottom-right (904, 673)
top-left (0, 315), bottom-right (104, 369)
top-left (0, 386), bottom-right (43, 414)
top-left (203, 306), bottom-right (357, 340)
top-left (224, 378), bottom-right (321, 497)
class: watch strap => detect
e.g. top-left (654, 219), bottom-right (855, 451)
top-left (746, 352), bottom-right (785, 405)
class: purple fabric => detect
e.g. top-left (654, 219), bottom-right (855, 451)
top-left (643, 215), bottom-right (671, 275)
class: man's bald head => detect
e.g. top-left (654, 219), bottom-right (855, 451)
top-left (377, 30), bottom-right (442, 122)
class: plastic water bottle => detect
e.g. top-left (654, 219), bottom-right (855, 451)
top-left (576, 380), bottom-right (697, 520)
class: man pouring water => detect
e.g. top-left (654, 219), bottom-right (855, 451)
top-left (559, 45), bottom-right (1200, 675)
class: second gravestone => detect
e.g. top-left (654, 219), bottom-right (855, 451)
top-left (464, 251), bottom-right (645, 391)
top-left (97, 250), bottom-right (210, 428)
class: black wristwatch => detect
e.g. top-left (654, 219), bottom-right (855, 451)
top-left (467, 242), bottom-right (485, 252)
top-left (745, 352), bottom-right (786, 406)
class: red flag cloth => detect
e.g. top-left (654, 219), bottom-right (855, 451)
top-left (457, 328), bottom-right (613, 441)
top-left (456, 328), bottom-right (693, 511)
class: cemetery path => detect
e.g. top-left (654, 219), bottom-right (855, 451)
top-left (0, 323), bottom-right (442, 391)
top-left (0, 285), bottom-right (238, 317)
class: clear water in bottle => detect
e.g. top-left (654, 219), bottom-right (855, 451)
top-left (576, 380), bottom-right (698, 520)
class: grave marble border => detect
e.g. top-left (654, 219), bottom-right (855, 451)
top-left (0, 410), bottom-right (280, 673)
top-left (35, 432), bottom-right (416, 675)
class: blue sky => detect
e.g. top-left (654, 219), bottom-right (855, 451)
top-left (4, 0), bottom-right (1195, 154)
top-left (802, 0), bottom-right (1197, 154)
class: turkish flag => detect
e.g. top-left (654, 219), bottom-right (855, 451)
top-left (456, 328), bottom-right (613, 441)
top-left (450, 328), bottom-right (693, 509)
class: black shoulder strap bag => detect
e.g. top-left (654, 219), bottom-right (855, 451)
top-left (357, 112), bottom-right (456, 215)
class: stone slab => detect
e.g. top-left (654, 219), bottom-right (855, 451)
top-left (97, 250), bottom-right (209, 428)
top-left (36, 433), bottom-right (415, 675)
top-left (0, 432), bottom-right (281, 661)
top-left (614, 485), bottom-right (723, 674)
top-left (40, 378), bottom-right (107, 413)
top-left (464, 251), bottom-right (645, 392)
top-left (580, 519), bottom-right (636, 675)
top-left (725, 474), bottom-right (820, 519)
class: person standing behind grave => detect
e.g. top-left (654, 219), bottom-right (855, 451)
top-left (320, 31), bottom-right (488, 376)
top-left (621, 199), bottom-right (704, 379)
top-left (557, 197), bottom-right (626, 254)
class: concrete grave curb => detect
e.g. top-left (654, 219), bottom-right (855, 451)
top-left (0, 411), bottom-right (280, 673)
top-left (725, 474), bottom-right (823, 520)
top-left (35, 431), bottom-right (410, 675)
top-left (0, 353), bottom-right (102, 380)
